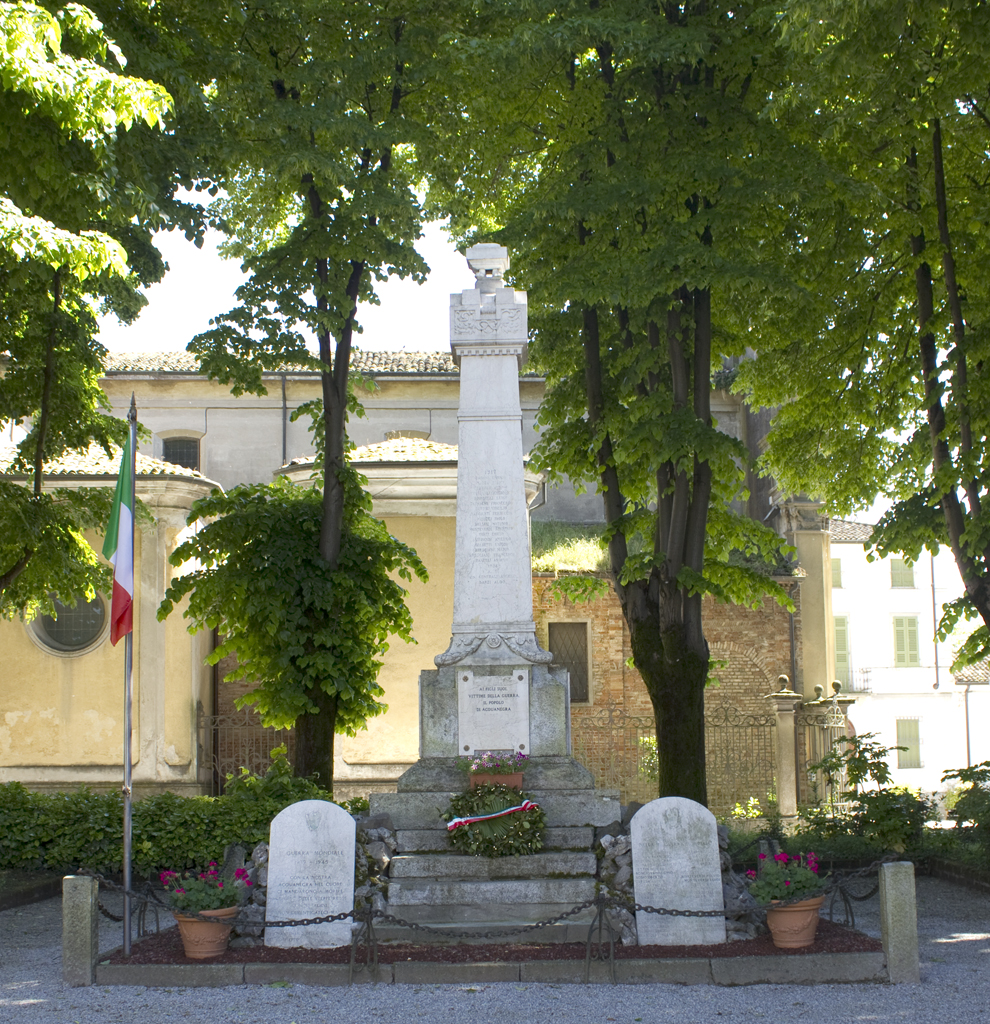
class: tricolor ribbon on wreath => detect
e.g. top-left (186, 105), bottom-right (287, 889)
top-left (446, 799), bottom-right (540, 831)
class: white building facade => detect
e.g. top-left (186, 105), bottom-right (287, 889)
top-left (830, 520), bottom-right (989, 793)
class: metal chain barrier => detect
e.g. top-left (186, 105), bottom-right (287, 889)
top-left (78, 854), bottom-right (897, 986)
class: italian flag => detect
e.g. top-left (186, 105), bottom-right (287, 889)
top-left (102, 436), bottom-right (134, 646)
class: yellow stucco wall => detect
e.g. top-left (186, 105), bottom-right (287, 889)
top-left (0, 533), bottom-right (141, 767)
top-left (0, 494), bottom-right (213, 792)
top-left (338, 514), bottom-right (455, 765)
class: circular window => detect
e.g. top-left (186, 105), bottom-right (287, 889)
top-left (30, 594), bottom-right (109, 655)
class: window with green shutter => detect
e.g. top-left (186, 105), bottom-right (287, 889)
top-left (893, 616), bottom-right (920, 667)
top-left (831, 558), bottom-right (842, 588)
top-left (834, 616), bottom-right (850, 686)
top-left (896, 719), bottom-right (922, 768)
top-left (890, 558), bottom-right (915, 588)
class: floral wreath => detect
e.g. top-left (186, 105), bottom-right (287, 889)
top-left (441, 783), bottom-right (546, 857)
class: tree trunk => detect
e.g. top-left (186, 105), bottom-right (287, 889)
top-left (298, 195), bottom-right (365, 785)
top-left (293, 687), bottom-right (339, 792)
top-left (582, 296), bottom-right (711, 806)
top-left (908, 149), bottom-right (990, 626)
top-left (627, 589), bottom-right (709, 802)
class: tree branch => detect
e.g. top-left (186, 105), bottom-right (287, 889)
top-left (908, 148), bottom-right (989, 620)
top-left (0, 547), bottom-right (34, 594)
top-left (932, 118), bottom-right (980, 519)
top-left (583, 304), bottom-right (632, 605)
top-left (34, 268), bottom-right (61, 497)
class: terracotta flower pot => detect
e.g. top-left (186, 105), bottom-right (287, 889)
top-left (174, 905), bottom-right (238, 959)
top-left (470, 772), bottom-right (524, 790)
top-left (765, 895), bottom-right (825, 949)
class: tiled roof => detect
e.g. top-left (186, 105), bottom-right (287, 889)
top-left (285, 439), bottom-right (459, 468)
top-left (830, 519), bottom-right (874, 543)
top-left (105, 351), bottom-right (201, 372)
top-left (352, 351), bottom-right (456, 374)
top-left (953, 659), bottom-right (990, 684)
top-left (1, 442), bottom-right (208, 480)
top-left (104, 350), bottom-right (458, 375)
top-left (352, 438), bottom-right (458, 462)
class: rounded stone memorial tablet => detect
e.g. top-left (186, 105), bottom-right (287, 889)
top-left (264, 799), bottom-right (355, 948)
top-left (630, 796), bottom-right (727, 946)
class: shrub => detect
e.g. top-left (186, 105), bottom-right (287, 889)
top-left (942, 760), bottom-right (990, 868)
top-left (0, 750), bottom-right (342, 876)
top-left (800, 733), bottom-right (938, 855)
top-left (851, 787), bottom-right (935, 853)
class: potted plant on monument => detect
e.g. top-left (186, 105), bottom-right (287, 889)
top-left (747, 852), bottom-right (829, 948)
top-left (458, 750), bottom-right (529, 790)
top-left (161, 863), bottom-right (251, 959)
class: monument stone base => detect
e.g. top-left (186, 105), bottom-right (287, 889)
top-left (368, 665), bottom-right (620, 941)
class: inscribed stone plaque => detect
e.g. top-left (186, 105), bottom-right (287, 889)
top-left (457, 667), bottom-right (530, 754)
top-left (451, 419), bottom-right (536, 630)
top-left (631, 797), bottom-right (726, 946)
top-left (265, 800), bottom-right (354, 948)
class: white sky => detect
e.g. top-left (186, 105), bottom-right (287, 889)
top-left (97, 220), bottom-right (475, 354)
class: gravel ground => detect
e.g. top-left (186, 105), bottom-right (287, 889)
top-left (1, 875), bottom-right (987, 1024)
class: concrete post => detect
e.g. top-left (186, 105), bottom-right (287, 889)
top-left (62, 875), bottom-right (100, 987)
top-left (766, 677), bottom-right (803, 818)
top-left (879, 861), bottom-right (920, 984)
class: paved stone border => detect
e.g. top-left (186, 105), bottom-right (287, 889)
top-left (927, 857), bottom-right (990, 896)
top-left (94, 952), bottom-right (888, 987)
top-left (0, 870), bottom-right (62, 912)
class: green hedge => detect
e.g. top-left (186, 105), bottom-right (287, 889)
top-left (0, 750), bottom-right (361, 876)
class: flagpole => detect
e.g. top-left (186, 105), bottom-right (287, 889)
top-left (123, 394), bottom-right (137, 957)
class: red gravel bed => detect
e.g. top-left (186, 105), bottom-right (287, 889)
top-left (106, 918), bottom-right (880, 966)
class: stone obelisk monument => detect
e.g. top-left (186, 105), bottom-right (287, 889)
top-left (382, 244), bottom-right (616, 796)
top-left (369, 245), bottom-right (619, 938)
top-left (436, 243), bottom-right (554, 760)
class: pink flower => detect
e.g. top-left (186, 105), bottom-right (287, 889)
top-left (175, 887), bottom-right (185, 894)
top-left (758, 853), bottom-right (767, 860)
top-left (746, 870), bottom-right (756, 879)
top-left (245, 880), bottom-right (253, 886)
top-left (774, 852), bottom-right (789, 863)
top-left (217, 882), bottom-right (223, 889)
top-left (784, 880), bottom-right (791, 886)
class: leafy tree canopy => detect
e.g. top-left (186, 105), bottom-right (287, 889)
top-left (738, 0), bottom-right (990, 666)
top-left (0, 1), bottom-right (178, 616)
top-left (162, 0), bottom-right (462, 781)
top-left (159, 474), bottom-right (427, 758)
top-left (428, 0), bottom-right (806, 803)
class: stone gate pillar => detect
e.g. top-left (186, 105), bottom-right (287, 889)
top-left (766, 675), bottom-right (803, 818)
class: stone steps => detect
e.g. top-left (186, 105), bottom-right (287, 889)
top-left (380, 871), bottom-right (599, 943)
top-left (389, 851), bottom-right (596, 879)
top-left (372, 920), bottom-right (595, 944)
top-left (369, 762), bottom-right (616, 944)
top-left (371, 788), bottom-right (620, 830)
top-left (387, 877), bottom-right (596, 907)
top-left (395, 826), bottom-right (594, 853)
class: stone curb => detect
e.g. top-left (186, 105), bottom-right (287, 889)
top-left (927, 857), bottom-right (990, 896)
top-left (0, 872), bottom-right (62, 913)
top-left (94, 952), bottom-right (888, 988)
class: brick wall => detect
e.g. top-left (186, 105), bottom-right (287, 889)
top-left (208, 575), bottom-right (806, 808)
top-left (533, 574), bottom-right (801, 714)
top-left (534, 574), bottom-right (803, 809)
